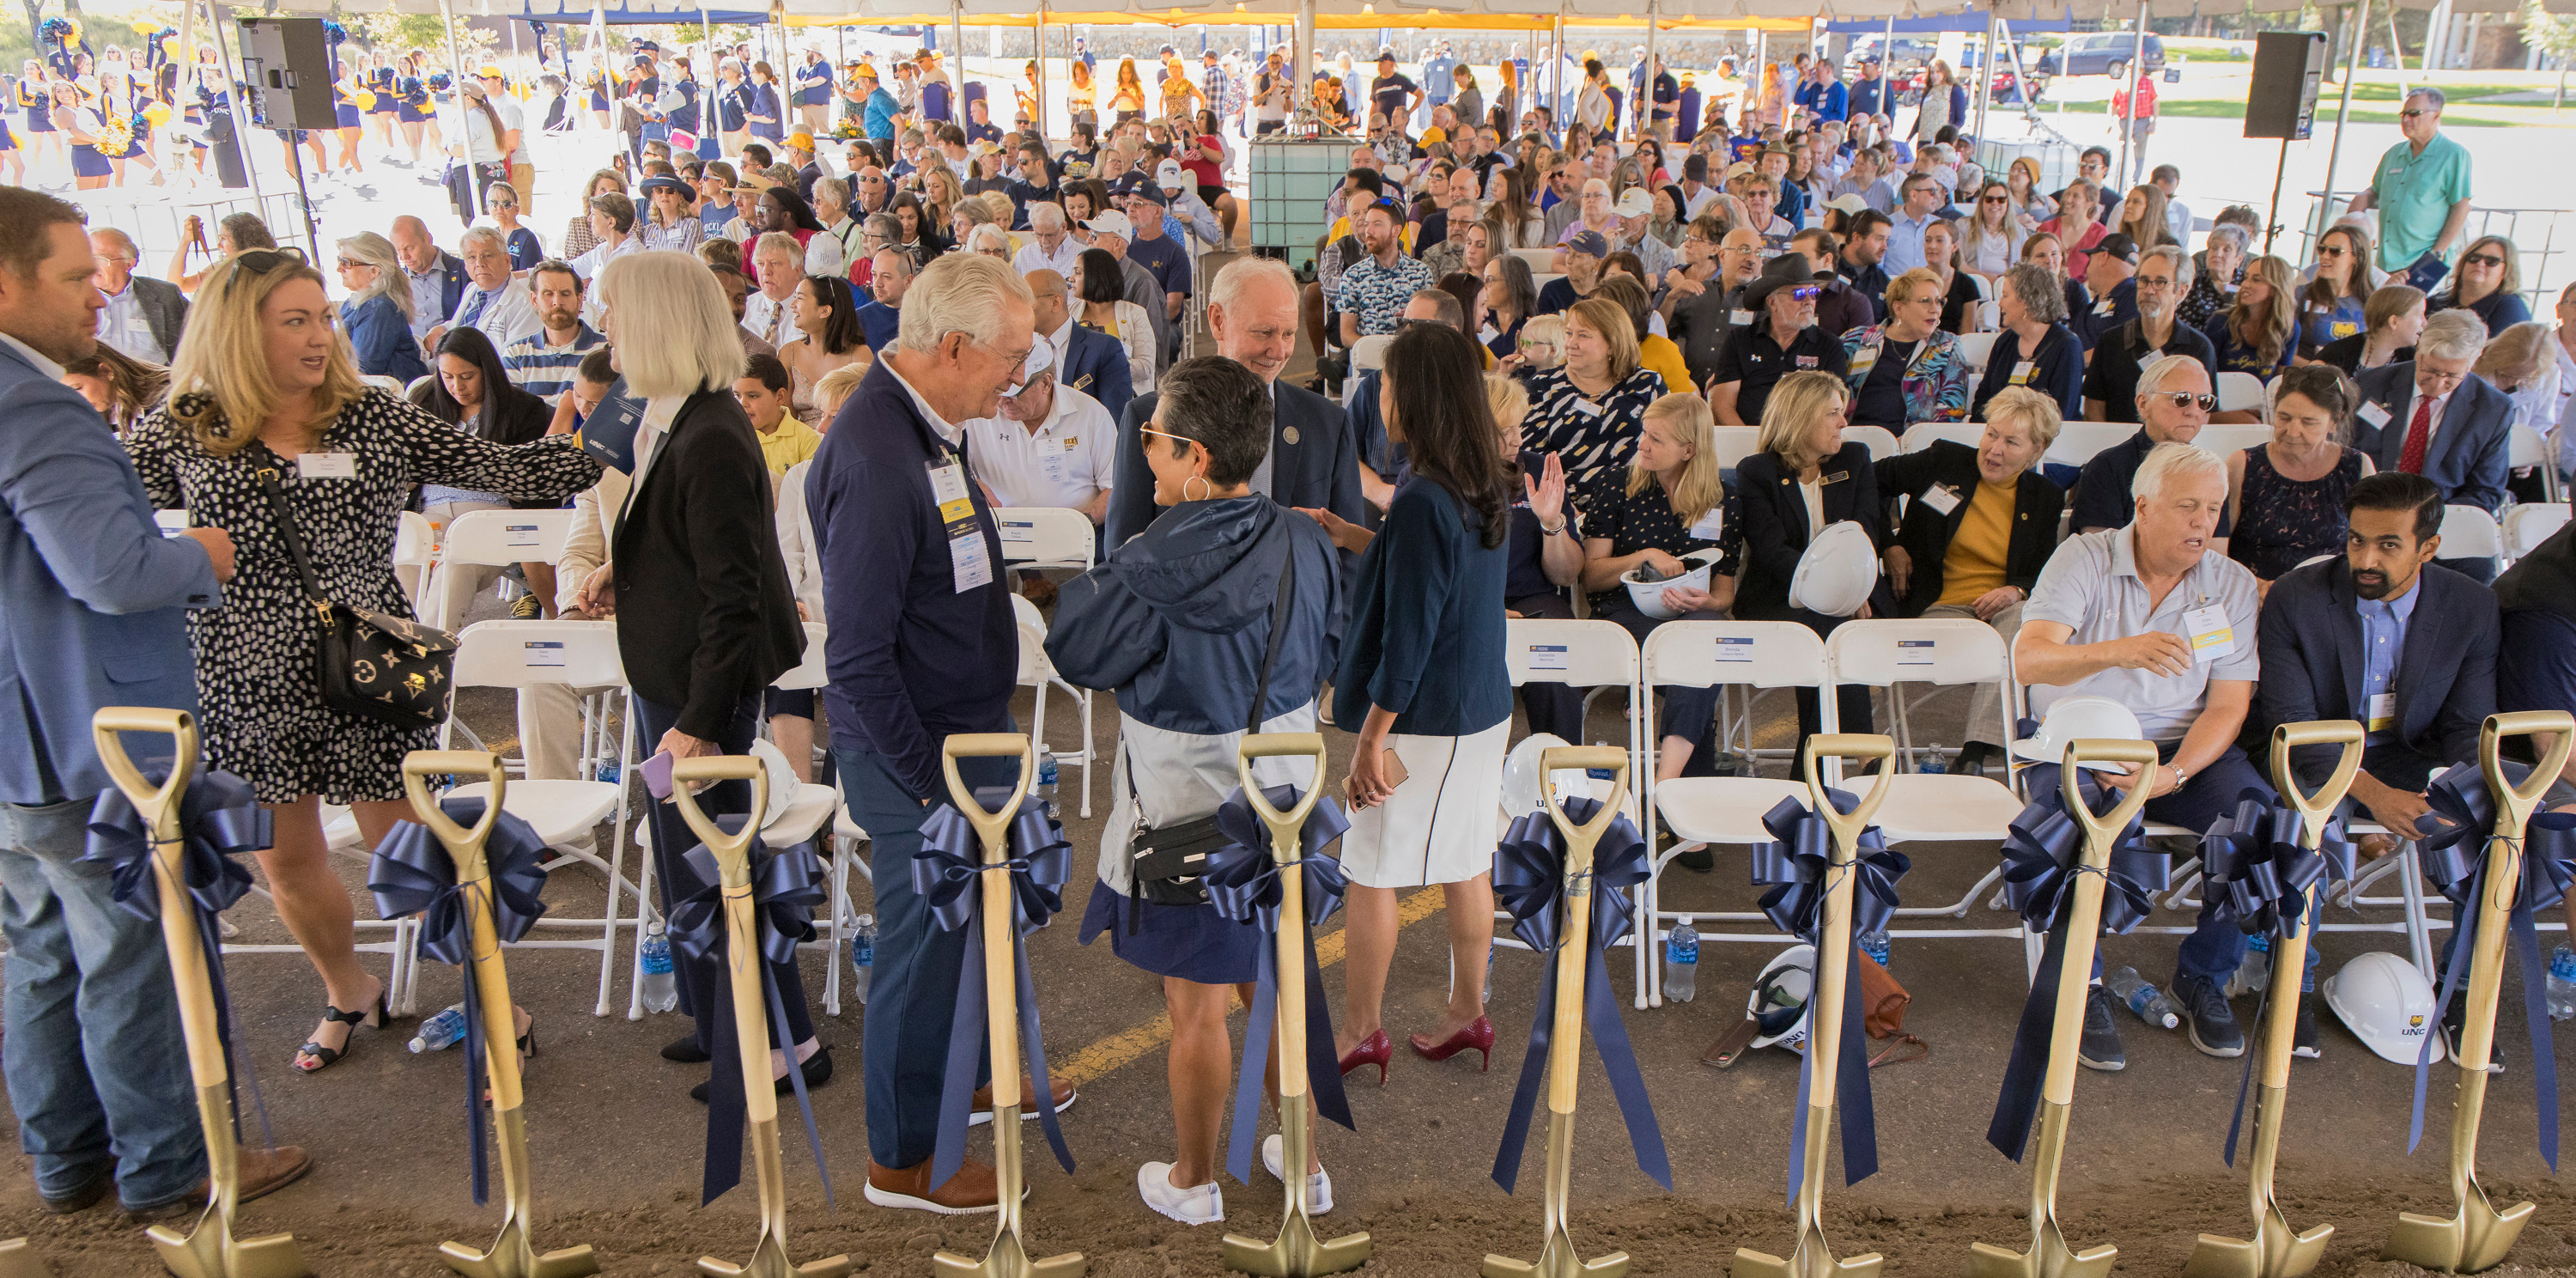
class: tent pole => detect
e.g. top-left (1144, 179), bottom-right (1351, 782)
top-left (1294, 0), bottom-right (1315, 126)
top-left (951, 0), bottom-right (965, 106)
top-left (1555, 0), bottom-right (1566, 128)
top-left (1972, 9), bottom-right (1995, 148)
top-left (2317, 0), bottom-right (2369, 240)
top-left (2114, 0), bottom-right (2143, 188)
top-left (2388, 4), bottom-right (2410, 96)
top-left (436, 0), bottom-right (466, 108)
top-left (1643, 0), bottom-right (1657, 139)
top-left (1035, 1), bottom-right (1047, 143)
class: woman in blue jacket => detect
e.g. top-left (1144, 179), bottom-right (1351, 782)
top-left (332, 232), bottom-right (428, 385)
top-left (1332, 323), bottom-right (1514, 1086)
top-left (1050, 357), bottom-right (1345, 1227)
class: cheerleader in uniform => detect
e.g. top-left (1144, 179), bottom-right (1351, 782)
top-left (586, 67), bottom-right (611, 131)
top-left (53, 80), bottom-right (110, 191)
top-left (331, 71), bottom-right (365, 173)
top-left (0, 101), bottom-right (21, 188)
top-left (394, 53), bottom-right (431, 163)
top-left (366, 52), bottom-right (398, 150)
top-left (18, 63), bottom-right (61, 172)
top-left (102, 69), bottom-right (160, 186)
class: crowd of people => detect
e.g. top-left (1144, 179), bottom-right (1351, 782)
top-left (3, 17), bottom-right (2575, 1246)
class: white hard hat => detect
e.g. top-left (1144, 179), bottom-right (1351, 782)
top-left (1788, 520), bottom-right (1878, 618)
top-left (1499, 733), bottom-right (1573, 819)
top-left (748, 737), bottom-right (801, 830)
top-left (1622, 560), bottom-right (1710, 621)
top-left (2324, 951), bottom-right (2438, 1065)
top-left (2010, 696), bottom-right (2147, 772)
top-left (1747, 944), bottom-right (1816, 1052)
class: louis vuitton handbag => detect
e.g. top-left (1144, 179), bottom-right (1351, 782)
top-left (257, 471), bottom-right (459, 731)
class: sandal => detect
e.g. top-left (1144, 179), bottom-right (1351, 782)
top-left (292, 987), bottom-right (390, 1074)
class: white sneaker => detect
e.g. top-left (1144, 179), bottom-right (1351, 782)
top-left (1137, 1162), bottom-right (1224, 1225)
top-left (1261, 1134), bottom-right (1334, 1215)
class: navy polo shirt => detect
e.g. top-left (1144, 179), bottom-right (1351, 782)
top-left (2067, 429), bottom-right (2236, 537)
top-left (1710, 321), bottom-right (1850, 424)
top-left (2081, 318), bottom-right (2219, 425)
top-left (1125, 230), bottom-right (1192, 301)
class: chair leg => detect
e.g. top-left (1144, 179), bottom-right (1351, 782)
top-left (626, 837), bottom-right (656, 1021)
top-left (821, 831), bottom-right (843, 1018)
top-left (2402, 843), bottom-right (2438, 980)
top-left (1078, 687), bottom-right (1094, 819)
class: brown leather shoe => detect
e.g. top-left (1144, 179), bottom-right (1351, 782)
top-left (2359, 832), bottom-right (2403, 861)
top-left (969, 1074), bottom-right (1077, 1125)
top-left (129, 1145), bottom-right (312, 1222)
top-left (863, 1156), bottom-right (1000, 1214)
top-left (1018, 575), bottom-right (1059, 609)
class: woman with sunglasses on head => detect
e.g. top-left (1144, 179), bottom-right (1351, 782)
top-left (2202, 255), bottom-right (2300, 393)
top-left (60, 343), bottom-right (169, 434)
top-left (1959, 180), bottom-right (2026, 285)
top-left (2225, 362), bottom-right (2373, 585)
top-left (2430, 234), bottom-right (2532, 336)
top-left (125, 247), bottom-right (600, 1074)
top-left (2295, 223), bottom-right (2380, 359)
top-left (332, 233), bottom-right (429, 385)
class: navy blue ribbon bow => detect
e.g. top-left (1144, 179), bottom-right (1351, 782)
top-left (84, 766), bottom-right (273, 1148)
top-left (2199, 789), bottom-right (2359, 1166)
top-left (369, 800), bottom-right (552, 1205)
top-left (2407, 762), bottom-right (2576, 1171)
top-left (913, 790), bottom-right (1076, 1191)
top-left (1200, 784), bottom-right (1356, 1186)
top-left (1490, 797), bottom-right (1671, 1196)
top-left (667, 819), bottom-right (836, 1208)
top-left (1986, 774), bottom-right (2172, 1161)
top-left (1750, 790), bottom-right (1909, 1198)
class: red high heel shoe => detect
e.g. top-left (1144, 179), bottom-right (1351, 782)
top-left (1338, 1030), bottom-right (1392, 1086)
top-left (1408, 1016), bottom-right (1496, 1072)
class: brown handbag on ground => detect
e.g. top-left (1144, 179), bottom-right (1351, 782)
top-left (1698, 950), bottom-right (1928, 1070)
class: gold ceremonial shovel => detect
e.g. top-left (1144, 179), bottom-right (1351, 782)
top-left (1483, 745), bottom-right (1634, 1278)
top-left (934, 734), bottom-right (1084, 1278)
top-left (399, 752), bottom-right (599, 1278)
top-left (2185, 721), bottom-right (2364, 1278)
top-left (671, 757), bottom-right (852, 1278)
top-left (1224, 733), bottom-right (1371, 1278)
top-left (1734, 734), bottom-right (1898, 1278)
top-left (2384, 710), bottom-right (2576, 1273)
top-left (0, 1238), bottom-right (42, 1277)
top-left (1967, 737), bottom-right (2159, 1278)
top-left (93, 708), bottom-right (307, 1278)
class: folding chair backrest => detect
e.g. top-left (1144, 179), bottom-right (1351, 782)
top-left (2193, 423), bottom-right (2272, 458)
top-left (1844, 424), bottom-right (1900, 461)
top-left (2510, 423), bottom-right (2555, 470)
top-left (1504, 618), bottom-right (1638, 691)
top-left (2046, 421), bottom-right (2138, 468)
top-left (994, 505), bottom-right (1098, 570)
top-left (451, 619), bottom-right (628, 689)
top-left (2504, 502), bottom-right (2572, 561)
top-left (1510, 247), bottom-right (1555, 273)
top-left (1827, 618), bottom-right (2008, 689)
top-left (773, 622), bottom-right (830, 691)
top-left (393, 510), bottom-right (437, 569)
top-left (2439, 504), bottom-right (2503, 559)
top-left (1901, 420), bottom-right (1984, 453)
top-left (155, 508), bottom-right (190, 534)
top-left (2214, 371), bottom-right (2269, 417)
top-left (1709, 425), bottom-right (1763, 474)
top-left (1010, 592), bottom-right (1051, 685)
top-left (1953, 331), bottom-right (1998, 372)
top-left (442, 508), bottom-right (578, 568)
top-left (1642, 619), bottom-right (1826, 691)
top-left (1352, 334), bottom-right (1394, 374)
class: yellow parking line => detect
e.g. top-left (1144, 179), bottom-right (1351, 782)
top-left (1052, 886), bottom-right (1446, 1088)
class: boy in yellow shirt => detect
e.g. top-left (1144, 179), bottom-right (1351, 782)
top-left (735, 353), bottom-right (823, 478)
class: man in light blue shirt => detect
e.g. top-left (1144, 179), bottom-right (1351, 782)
top-left (1881, 174), bottom-right (1943, 275)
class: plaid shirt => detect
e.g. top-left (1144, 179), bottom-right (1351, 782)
top-left (1209, 66), bottom-right (1245, 119)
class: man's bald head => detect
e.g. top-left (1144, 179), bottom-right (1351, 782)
top-left (389, 216), bottom-right (439, 273)
top-left (1025, 268), bottom-right (1070, 334)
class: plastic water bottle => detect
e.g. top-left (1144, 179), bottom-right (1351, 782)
top-left (596, 758), bottom-right (620, 785)
top-left (850, 915), bottom-right (876, 1007)
top-left (1481, 941), bottom-right (1496, 1007)
top-left (1662, 918), bottom-right (1700, 1002)
top-left (2549, 945), bottom-right (2576, 1021)
top-left (1857, 929), bottom-right (1892, 968)
top-left (1037, 755), bottom-right (1060, 822)
top-left (640, 923), bottom-right (679, 1013)
top-left (2227, 932), bottom-right (2274, 998)
top-left (1917, 744), bottom-right (1947, 776)
top-left (407, 1004), bottom-right (470, 1053)
top-left (2104, 965), bottom-right (2181, 1029)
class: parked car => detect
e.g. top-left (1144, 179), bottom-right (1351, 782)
top-left (2032, 32), bottom-right (2166, 79)
top-left (1889, 63), bottom-right (2044, 106)
top-left (1843, 36), bottom-right (1938, 73)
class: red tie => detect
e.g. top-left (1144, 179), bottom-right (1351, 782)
top-left (2398, 394), bottom-right (2435, 476)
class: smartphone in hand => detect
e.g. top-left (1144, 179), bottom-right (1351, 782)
top-left (1341, 749), bottom-right (1409, 810)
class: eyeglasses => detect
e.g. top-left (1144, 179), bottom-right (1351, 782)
top-left (2464, 252), bottom-right (2505, 268)
top-left (2151, 392), bottom-right (2219, 411)
top-left (1138, 424), bottom-right (1196, 452)
top-left (2399, 108), bottom-right (2431, 119)
top-left (2316, 245), bottom-right (2347, 259)
top-left (1788, 285), bottom-right (1821, 301)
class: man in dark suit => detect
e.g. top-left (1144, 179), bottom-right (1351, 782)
top-left (2352, 309), bottom-right (2515, 518)
top-left (389, 215), bottom-right (469, 343)
top-left (1107, 256), bottom-right (1366, 548)
top-left (805, 254), bottom-right (1069, 1214)
top-left (84, 228), bottom-right (186, 364)
top-left (1026, 268), bottom-right (1133, 424)
top-left (0, 188), bottom-right (308, 1217)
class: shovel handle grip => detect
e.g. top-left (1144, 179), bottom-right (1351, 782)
top-left (401, 751), bottom-right (508, 852)
top-left (1801, 733), bottom-right (1896, 849)
top-left (2267, 720), bottom-right (2366, 834)
top-left (1539, 746), bottom-right (1629, 849)
top-left (1236, 733), bottom-right (1327, 834)
top-left (671, 757), bottom-right (769, 867)
top-left (940, 733), bottom-right (1034, 840)
top-left (2483, 711), bottom-right (2576, 818)
top-left (90, 707), bottom-right (197, 837)
top-left (2059, 738), bottom-right (2158, 854)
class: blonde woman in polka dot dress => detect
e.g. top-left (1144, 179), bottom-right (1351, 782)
top-left (125, 248), bottom-right (601, 1074)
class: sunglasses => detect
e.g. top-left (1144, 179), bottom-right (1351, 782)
top-left (2464, 252), bottom-right (2505, 268)
top-left (2152, 392), bottom-right (2219, 411)
top-left (2316, 245), bottom-right (2347, 258)
top-left (1788, 285), bottom-right (1821, 301)
top-left (2400, 108), bottom-right (2431, 119)
top-left (1982, 194), bottom-right (2008, 204)
top-left (228, 246), bottom-right (311, 298)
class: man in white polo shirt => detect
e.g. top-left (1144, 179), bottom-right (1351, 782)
top-left (964, 338), bottom-right (1115, 606)
top-left (2013, 441), bottom-right (2270, 1073)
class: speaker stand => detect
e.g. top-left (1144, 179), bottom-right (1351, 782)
top-left (284, 137), bottom-right (321, 265)
top-left (2261, 138), bottom-right (2291, 258)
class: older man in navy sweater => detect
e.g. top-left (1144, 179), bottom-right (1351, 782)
top-left (808, 253), bottom-right (1073, 1214)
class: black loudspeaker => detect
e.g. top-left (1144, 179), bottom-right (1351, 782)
top-left (236, 17), bottom-right (336, 132)
top-left (2245, 31), bottom-right (2329, 140)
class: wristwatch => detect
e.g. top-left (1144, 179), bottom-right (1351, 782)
top-left (2166, 765), bottom-right (2190, 791)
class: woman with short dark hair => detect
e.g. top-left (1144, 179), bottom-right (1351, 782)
top-left (2226, 362), bottom-right (2374, 581)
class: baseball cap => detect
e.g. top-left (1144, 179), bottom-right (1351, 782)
top-left (1154, 159), bottom-right (1186, 189)
top-left (477, 64), bottom-right (503, 79)
top-left (1723, 161), bottom-right (1756, 182)
top-left (1084, 210), bottom-right (1135, 240)
top-left (1614, 189), bottom-right (1652, 219)
top-left (1014, 336), bottom-right (1055, 393)
top-left (1824, 192), bottom-right (1868, 216)
top-left (1127, 182), bottom-right (1169, 207)
top-left (1565, 229), bottom-right (1610, 259)
top-left (1684, 154), bottom-right (1708, 182)
top-left (2094, 233), bottom-right (2141, 265)
top-left (1861, 52), bottom-right (1883, 64)
top-left (787, 131), bottom-right (815, 150)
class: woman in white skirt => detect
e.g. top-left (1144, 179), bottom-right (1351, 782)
top-left (1328, 321), bottom-right (1517, 1084)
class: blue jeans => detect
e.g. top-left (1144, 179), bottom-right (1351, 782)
top-left (2403, 249), bottom-right (2451, 294)
top-left (0, 794), bottom-right (205, 1209)
top-left (2026, 742), bottom-right (2275, 986)
top-left (836, 744), bottom-right (1016, 1170)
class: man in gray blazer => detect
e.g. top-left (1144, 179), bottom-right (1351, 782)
top-left (86, 228), bottom-right (188, 365)
top-left (0, 190), bottom-right (306, 1219)
top-left (1106, 256), bottom-right (1365, 549)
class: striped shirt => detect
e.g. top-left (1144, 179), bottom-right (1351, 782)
top-left (502, 324), bottom-right (607, 402)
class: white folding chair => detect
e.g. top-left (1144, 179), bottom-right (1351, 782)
top-left (1510, 246), bottom-right (1555, 273)
top-left (392, 511), bottom-right (437, 612)
top-left (1343, 334), bottom-right (1394, 408)
top-left (2510, 425), bottom-right (2564, 502)
top-left (1978, 299), bottom-right (2000, 332)
top-left (421, 508), bottom-right (579, 632)
top-left (2439, 504), bottom-right (2503, 571)
top-left (2503, 502), bottom-right (2572, 562)
top-left (1953, 331), bottom-right (1999, 373)
top-left (993, 505), bottom-right (1099, 574)
top-left (1902, 421), bottom-right (1984, 453)
top-left (1844, 424), bottom-right (1900, 461)
top-left (1011, 593), bottom-right (1095, 818)
top-left (761, 621), bottom-right (861, 1013)
top-left (434, 620), bottom-right (639, 1016)
top-left (1640, 621), bottom-right (1839, 1007)
top-left (2045, 421), bottom-right (2140, 469)
top-left (1502, 619), bottom-right (1650, 997)
top-left (1708, 425), bottom-right (1762, 473)
top-left (2214, 371), bottom-right (2269, 419)
top-left (2193, 423), bottom-right (2273, 458)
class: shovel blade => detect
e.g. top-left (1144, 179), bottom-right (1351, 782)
top-left (1220, 1215), bottom-right (1372, 1277)
top-left (149, 1220), bottom-right (307, 1278)
top-left (1969, 1234), bottom-right (2116, 1278)
top-left (1478, 1240), bottom-right (1630, 1278)
top-left (1734, 1244), bottom-right (1883, 1278)
top-left (2385, 1199), bottom-right (2535, 1275)
top-left (0, 1238), bottom-right (45, 1278)
top-left (2269, 1223), bottom-right (2332, 1278)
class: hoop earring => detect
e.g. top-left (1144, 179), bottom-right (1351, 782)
top-left (1182, 474), bottom-right (1212, 502)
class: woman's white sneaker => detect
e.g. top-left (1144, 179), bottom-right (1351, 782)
top-left (1261, 1134), bottom-right (1334, 1214)
top-left (1137, 1162), bottom-right (1224, 1225)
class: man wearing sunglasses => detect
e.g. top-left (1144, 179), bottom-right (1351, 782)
top-left (2082, 241), bottom-right (2215, 426)
top-left (1709, 252), bottom-right (1850, 425)
top-left (2069, 352), bottom-right (2231, 539)
top-left (2346, 88), bottom-right (2474, 292)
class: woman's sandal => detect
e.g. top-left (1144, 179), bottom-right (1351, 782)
top-left (292, 989), bottom-right (390, 1074)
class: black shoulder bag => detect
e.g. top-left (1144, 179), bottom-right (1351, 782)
top-left (257, 469), bottom-right (460, 732)
top-left (1127, 544), bottom-right (1297, 930)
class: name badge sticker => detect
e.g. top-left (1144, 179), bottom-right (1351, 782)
top-left (297, 453), bottom-right (358, 479)
top-left (2183, 604), bottom-right (2237, 664)
top-left (1795, 355), bottom-right (1820, 368)
top-left (999, 518), bottom-right (1036, 546)
top-left (1688, 508), bottom-right (1726, 541)
top-left (2008, 359), bottom-right (2037, 386)
top-left (1898, 638), bottom-right (1935, 666)
top-left (1731, 309), bottom-right (1758, 326)
top-left (1919, 484), bottom-right (1961, 516)
top-left (2358, 401), bottom-right (2393, 429)
top-left (1528, 643), bottom-right (1570, 672)
top-left (524, 641), bottom-right (566, 668)
top-left (951, 532), bottom-right (994, 593)
top-left (505, 523), bottom-right (543, 548)
top-left (1716, 636), bottom-right (1754, 662)
top-left (1573, 399), bottom-right (1603, 417)
top-left (2367, 691), bottom-right (2397, 733)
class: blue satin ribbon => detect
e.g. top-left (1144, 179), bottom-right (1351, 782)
top-left (1750, 790), bottom-right (1910, 1198)
top-left (667, 818), bottom-right (835, 1208)
top-left (368, 799), bottom-right (552, 1206)
top-left (1986, 775), bottom-right (2172, 1161)
top-left (912, 789), bottom-right (1076, 1191)
top-left (2194, 791), bottom-right (2357, 1167)
top-left (83, 766), bottom-right (274, 1151)
top-left (1490, 797), bottom-right (1671, 1196)
top-left (1200, 784), bottom-right (1356, 1187)
top-left (2407, 762), bottom-right (2576, 1172)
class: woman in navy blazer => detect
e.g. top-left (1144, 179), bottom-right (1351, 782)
top-left (1736, 369), bottom-right (1890, 757)
top-left (1332, 323), bottom-right (1515, 1082)
top-left (333, 232), bottom-right (428, 384)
